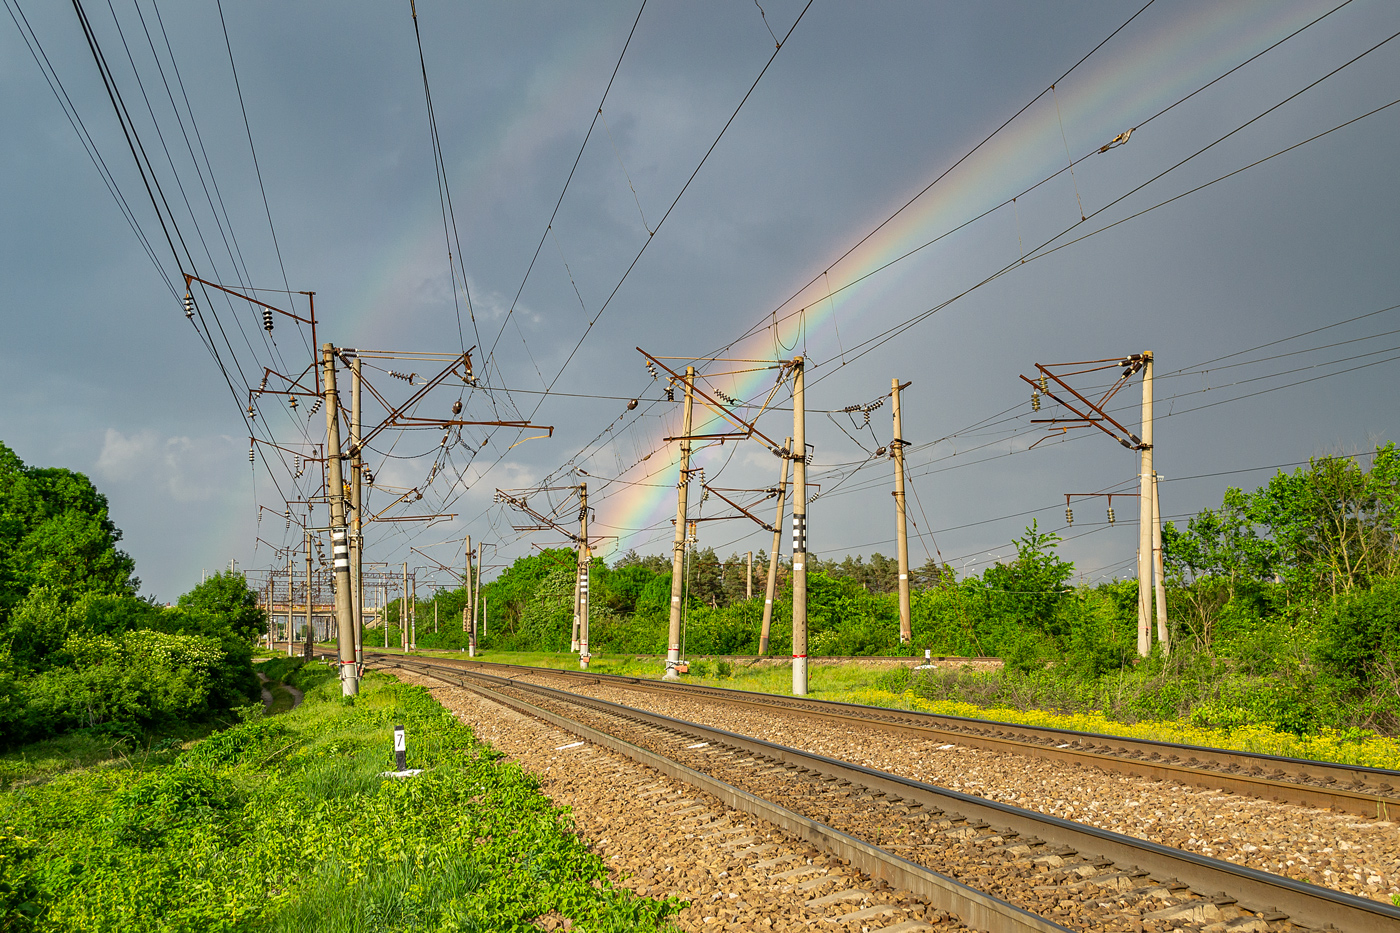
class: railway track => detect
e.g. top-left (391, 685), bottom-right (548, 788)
top-left (376, 654), bottom-right (1400, 933)
top-left (380, 652), bottom-right (1400, 821)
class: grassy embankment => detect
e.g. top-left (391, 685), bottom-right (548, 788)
top-left (410, 648), bottom-right (1400, 771)
top-left (0, 656), bottom-right (681, 932)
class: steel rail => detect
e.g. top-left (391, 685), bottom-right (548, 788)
top-left (384, 656), bottom-right (1400, 933)
top-left (382, 659), bottom-right (1071, 933)
top-left (389, 652), bottom-right (1399, 820)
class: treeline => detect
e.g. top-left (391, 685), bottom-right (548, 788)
top-left (0, 442), bottom-right (265, 748)
top-left (402, 444), bottom-right (1400, 737)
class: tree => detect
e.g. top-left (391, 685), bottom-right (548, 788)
top-left (172, 570), bottom-right (265, 643)
top-left (613, 549), bottom-right (669, 575)
top-left (911, 558), bottom-right (955, 590)
top-left (981, 521), bottom-right (1074, 638)
top-left (720, 552), bottom-right (750, 605)
top-left (0, 442), bottom-right (136, 622)
top-left (1164, 444), bottom-right (1400, 598)
top-left (596, 560), bottom-right (664, 615)
top-left (685, 547), bottom-right (723, 608)
top-left (1249, 446), bottom-right (1400, 595)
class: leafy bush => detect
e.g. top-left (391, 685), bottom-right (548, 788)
top-left (15, 630), bottom-right (231, 744)
top-left (0, 825), bottom-right (41, 932)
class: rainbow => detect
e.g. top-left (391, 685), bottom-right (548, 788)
top-left (595, 1), bottom-right (1341, 553)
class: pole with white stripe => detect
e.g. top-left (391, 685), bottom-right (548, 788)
top-left (322, 344), bottom-right (358, 696)
top-left (791, 358), bottom-right (808, 696)
top-left (579, 482), bottom-right (591, 669)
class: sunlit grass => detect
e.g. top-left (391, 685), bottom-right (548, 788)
top-left (0, 733), bottom-right (132, 789)
top-left (3, 660), bottom-right (682, 931)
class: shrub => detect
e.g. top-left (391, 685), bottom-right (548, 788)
top-left (17, 630), bottom-right (227, 743)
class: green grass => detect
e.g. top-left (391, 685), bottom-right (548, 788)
top-left (265, 682), bottom-right (298, 715)
top-left (2, 659), bottom-right (683, 932)
top-left (413, 647), bottom-right (930, 695)
top-left (0, 733), bottom-right (135, 791)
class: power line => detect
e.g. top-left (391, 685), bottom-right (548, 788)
top-left (801, 33), bottom-right (1400, 390)
top-left (521, 3), bottom-right (1367, 562)
top-left (486, 0), bottom-right (650, 405)
top-left (214, 0), bottom-right (293, 299)
top-left (457, 1), bottom-right (814, 525)
top-left (5, 0), bottom-right (170, 291)
top-left (531, 0), bottom-right (817, 409)
top-left (408, 0), bottom-right (479, 362)
top-left (718, 0), bottom-right (1162, 357)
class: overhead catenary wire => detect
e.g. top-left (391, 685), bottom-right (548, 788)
top-left (506, 0), bottom-right (1371, 561)
top-left (451, 0), bottom-right (815, 516)
top-left (407, 0), bottom-right (481, 369)
top-left (714, 0), bottom-right (1355, 365)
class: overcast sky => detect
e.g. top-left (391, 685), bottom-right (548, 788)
top-left (3, 0), bottom-right (1398, 602)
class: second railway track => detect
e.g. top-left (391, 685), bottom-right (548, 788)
top-left (380, 652), bottom-right (1400, 820)
top-left (375, 654), bottom-right (1400, 933)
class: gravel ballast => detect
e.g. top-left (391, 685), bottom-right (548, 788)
top-left (520, 673), bottom-right (1400, 906)
top-left (392, 670), bottom-right (964, 933)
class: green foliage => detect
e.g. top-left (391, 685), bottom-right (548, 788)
top-left (265, 852), bottom-right (485, 933)
top-left (172, 571), bottom-right (265, 643)
top-left (1164, 443), bottom-right (1400, 596)
top-left (1313, 577), bottom-right (1400, 731)
top-left (597, 561), bottom-right (664, 616)
top-left (981, 521), bottom-right (1074, 640)
top-left (1317, 577), bottom-right (1400, 680)
top-left (0, 445), bottom-right (266, 749)
top-left (0, 824), bottom-right (42, 932)
top-left (14, 630), bottom-right (229, 744)
top-left (0, 578), bottom-right (262, 749)
top-left (0, 671), bottom-right (681, 932)
top-left (0, 442), bottom-right (136, 628)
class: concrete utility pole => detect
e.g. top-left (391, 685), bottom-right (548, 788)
top-left (1137, 351), bottom-right (1154, 658)
top-left (286, 553), bottom-right (294, 656)
top-left (791, 359), bottom-right (809, 696)
top-left (303, 531), bottom-right (313, 660)
top-left (410, 572), bottom-right (417, 650)
top-left (664, 366), bottom-right (695, 680)
top-left (402, 562), bottom-right (409, 652)
top-left (572, 495), bottom-right (582, 653)
top-left (351, 355), bottom-right (364, 674)
top-left (323, 344), bottom-right (358, 696)
top-left (470, 548), bottom-right (478, 643)
top-left (382, 584), bottom-right (388, 649)
top-left (465, 537), bottom-right (476, 656)
top-left (476, 542), bottom-right (484, 637)
top-left (746, 551), bottom-right (753, 600)
top-left (579, 482), bottom-right (591, 669)
top-left (891, 378), bottom-right (913, 645)
top-left (571, 574), bottom-right (581, 652)
top-left (1152, 470), bottom-right (1170, 654)
top-left (759, 436), bottom-right (791, 655)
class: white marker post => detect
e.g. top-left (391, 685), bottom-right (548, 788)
top-left (393, 724), bottom-right (406, 772)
